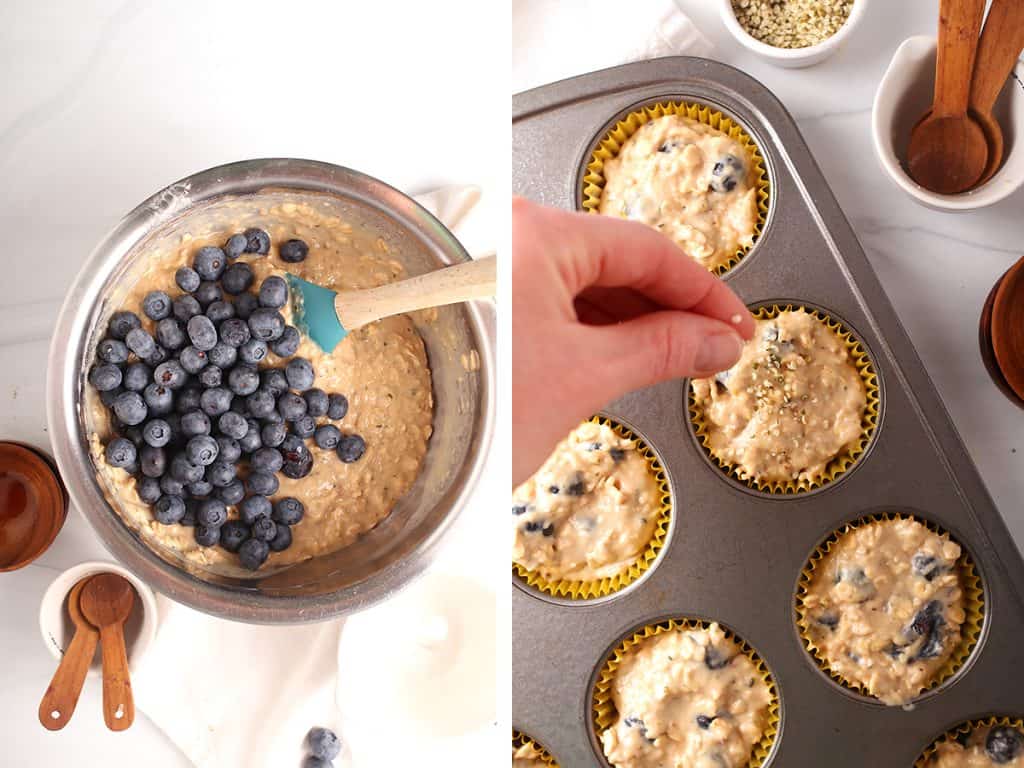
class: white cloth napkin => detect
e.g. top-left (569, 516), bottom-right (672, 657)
top-left (132, 185), bottom-right (493, 768)
top-left (512, 0), bottom-right (713, 93)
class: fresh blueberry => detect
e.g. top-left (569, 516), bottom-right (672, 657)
top-left (710, 154), bottom-right (745, 193)
top-left (205, 460), bottom-right (237, 488)
top-left (276, 392), bottom-right (307, 421)
top-left (153, 360), bottom-right (187, 389)
top-left (207, 341), bottom-right (239, 369)
top-left (180, 500), bottom-right (198, 526)
top-left (187, 479), bottom-right (213, 497)
top-left (227, 364), bottom-right (260, 396)
top-left (142, 290), bottom-right (172, 321)
top-left (239, 495), bottom-right (272, 525)
top-left (281, 436), bottom-right (314, 479)
top-left (155, 318), bottom-right (186, 350)
top-left (90, 364), bottom-right (123, 392)
top-left (327, 394), bottom-right (349, 420)
top-left (817, 611), bottom-right (840, 631)
top-left (153, 494), bottom-right (186, 524)
top-left (125, 327), bottom-right (156, 359)
top-left (173, 294), bottom-right (202, 322)
top-left (197, 498), bottom-right (228, 528)
top-left (160, 474), bottom-right (186, 497)
top-left (301, 758), bottom-right (332, 768)
top-left (220, 520), bottom-right (250, 553)
top-left (194, 246), bottom-right (227, 281)
top-left (245, 389), bottom-right (277, 418)
top-left (911, 552), bottom-right (945, 582)
top-left (986, 727), bottom-right (1024, 764)
top-left (238, 417), bottom-right (262, 453)
top-left (258, 276), bottom-right (288, 309)
top-left (142, 418), bottom-right (172, 448)
top-left (194, 280), bottom-right (222, 307)
top-left (291, 415), bottom-right (316, 439)
top-left (285, 358), bottom-right (315, 390)
top-left (122, 362), bottom-right (151, 392)
top-left (105, 438), bottom-right (137, 469)
top-left (704, 646), bottom-right (733, 671)
top-left (141, 343), bottom-right (169, 367)
top-left (186, 435), bottom-right (219, 466)
top-left (100, 387), bottom-right (124, 407)
top-left (696, 715), bottom-right (716, 730)
top-left (205, 300), bottom-right (235, 324)
top-left (307, 727), bottom-right (341, 760)
top-left (214, 436), bottom-right (241, 463)
top-left (243, 228), bottom-right (271, 255)
top-left (248, 308), bottom-right (285, 342)
top-left (199, 365), bottom-right (223, 388)
top-left (175, 266), bottom-right (201, 293)
top-left (250, 515), bottom-right (277, 542)
top-left (238, 537), bottom-right (270, 570)
top-left (179, 346), bottom-right (209, 374)
top-left (177, 386), bottom-right (203, 413)
top-left (272, 497), bottom-right (304, 525)
top-left (247, 471), bottom-right (279, 497)
top-left (217, 479), bottom-right (246, 506)
top-left (97, 338), bottom-right (129, 365)
top-left (233, 292), bottom-right (259, 320)
top-left (219, 318), bottom-right (250, 348)
top-left (303, 388), bottom-right (328, 417)
top-left (187, 315), bottom-right (218, 351)
top-left (251, 447), bottom-right (284, 473)
top-left (239, 338), bottom-right (268, 364)
top-left (268, 522), bottom-right (292, 552)
top-left (336, 434), bottom-right (366, 464)
top-left (224, 233), bottom-right (247, 259)
top-left (314, 424), bottom-right (341, 451)
top-left (113, 391), bottom-right (148, 425)
top-left (270, 325), bottom-right (301, 357)
top-left (199, 387), bottom-right (233, 417)
top-left (261, 369), bottom-right (290, 397)
top-left (216, 412), bottom-right (247, 441)
top-left (108, 310), bottom-right (141, 340)
top-left (222, 262), bottom-right (255, 294)
top-left (122, 425), bottom-right (145, 446)
top-left (141, 383), bottom-right (172, 416)
top-left (171, 453), bottom-right (204, 483)
top-left (261, 420), bottom-right (288, 448)
top-left (180, 409), bottom-right (212, 438)
top-left (194, 525), bottom-right (220, 547)
top-left (279, 239), bottom-right (308, 263)
top-left (137, 476), bottom-right (162, 504)
top-left (908, 600), bottom-right (946, 660)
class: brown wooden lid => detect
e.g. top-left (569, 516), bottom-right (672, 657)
top-left (0, 442), bottom-right (68, 572)
top-left (992, 255), bottom-right (1024, 405)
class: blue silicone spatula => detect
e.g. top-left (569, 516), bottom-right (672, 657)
top-left (286, 254), bottom-right (496, 352)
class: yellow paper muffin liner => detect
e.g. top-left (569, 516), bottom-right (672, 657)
top-left (512, 730), bottom-right (559, 767)
top-left (591, 618), bottom-right (780, 768)
top-left (914, 715), bottom-right (1024, 767)
top-left (512, 415), bottom-right (672, 601)
top-left (688, 303), bottom-right (880, 495)
top-left (795, 512), bottom-right (985, 704)
top-left (581, 99), bottom-right (771, 277)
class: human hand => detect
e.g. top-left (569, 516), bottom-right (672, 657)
top-left (512, 198), bottom-right (755, 485)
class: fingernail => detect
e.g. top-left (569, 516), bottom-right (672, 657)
top-left (695, 332), bottom-right (743, 373)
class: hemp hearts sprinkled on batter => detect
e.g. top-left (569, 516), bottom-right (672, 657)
top-left (731, 0), bottom-right (854, 49)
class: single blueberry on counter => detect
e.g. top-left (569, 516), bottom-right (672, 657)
top-left (97, 338), bottom-right (129, 365)
top-left (156, 318), bottom-right (187, 350)
top-left (217, 479), bottom-right (246, 506)
top-left (180, 409), bottom-right (212, 438)
top-left (336, 434), bottom-right (366, 464)
top-left (176, 266), bottom-right (201, 293)
top-left (205, 300), bottom-right (235, 324)
top-left (239, 338), bottom-right (268, 365)
top-left (279, 238), bottom-right (308, 263)
top-left (193, 246), bottom-right (227, 281)
top-left (247, 470), bottom-right (279, 497)
top-left (234, 292), bottom-right (259, 320)
top-left (179, 346), bottom-right (209, 374)
top-left (314, 424), bottom-right (341, 451)
top-left (90, 364), bottom-right (123, 392)
top-left (268, 522), bottom-right (292, 552)
top-left (258, 275), bottom-right (288, 308)
top-left (291, 415), bottom-right (316, 439)
top-left (243, 228), bottom-right (271, 255)
top-left (142, 290), bottom-right (172, 321)
top-left (153, 494), bottom-right (186, 525)
top-left (272, 497), bottom-right (304, 526)
top-left (307, 727), bottom-right (341, 761)
top-left (105, 438), bottom-right (137, 469)
top-left (200, 387), bottom-right (233, 417)
top-left (194, 525), bottom-right (220, 547)
top-left (285, 357), bottom-right (315, 390)
top-left (270, 325), bottom-right (301, 357)
top-left (108, 310), bottom-right (141, 340)
top-left (197, 498), bottom-right (228, 528)
top-left (250, 515), bottom-right (277, 542)
top-left (173, 294), bottom-right (202, 322)
top-left (220, 520), bottom-right (250, 552)
top-left (114, 391), bottom-right (148, 425)
top-left (224, 233), bottom-right (247, 259)
top-left (238, 537), bottom-right (270, 570)
top-left (125, 327), bottom-right (156, 359)
top-left (986, 727), bottom-right (1024, 764)
top-left (222, 262), bottom-right (255, 295)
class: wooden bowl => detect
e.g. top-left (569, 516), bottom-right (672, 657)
top-left (0, 442), bottom-right (68, 571)
top-left (991, 255), bottom-right (1024, 405)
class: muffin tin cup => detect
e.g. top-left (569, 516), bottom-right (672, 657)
top-left (590, 617), bottom-right (781, 768)
top-left (688, 303), bottom-right (881, 496)
top-left (579, 97), bottom-right (771, 277)
top-left (794, 512), bottom-right (986, 706)
top-left (513, 415), bottom-right (673, 602)
top-left (914, 715), bottom-right (1024, 766)
top-left (512, 730), bottom-right (560, 767)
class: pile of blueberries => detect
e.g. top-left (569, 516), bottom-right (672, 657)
top-left (88, 228), bottom-right (366, 570)
top-left (303, 727), bottom-right (341, 767)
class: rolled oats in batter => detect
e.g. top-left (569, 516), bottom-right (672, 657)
top-left (601, 623), bottom-right (772, 768)
top-left (512, 421), bottom-right (660, 582)
top-left (512, 743), bottom-right (548, 768)
top-left (691, 309), bottom-right (867, 485)
top-left (802, 518), bottom-right (966, 706)
top-left (928, 725), bottom-right (1024, 767)
top-left (598, 114), bottom-right (759, 271)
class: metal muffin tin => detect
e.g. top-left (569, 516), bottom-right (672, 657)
top-left (512, 58), bottom-right (1024, 767)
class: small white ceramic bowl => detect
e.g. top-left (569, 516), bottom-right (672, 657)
top-left (718, 0), bottom-right (869, 68)
top-left (872, 35), bottom-right (1024, 212)
top-left (39, 560), bottom-right (159, 676)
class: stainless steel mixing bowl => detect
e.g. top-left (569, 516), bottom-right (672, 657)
top-left (46, 159), bottom-right (494, 623)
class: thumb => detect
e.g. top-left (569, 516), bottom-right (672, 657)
top-left (577, 310), bottom-right (745, 404)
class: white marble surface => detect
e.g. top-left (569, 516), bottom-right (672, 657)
top-left (0, 2), bottom-right (502, 766)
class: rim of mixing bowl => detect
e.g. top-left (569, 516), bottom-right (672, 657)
top-left (45, 158), bottom-right (495, 624)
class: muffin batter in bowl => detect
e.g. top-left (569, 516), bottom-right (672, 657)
top-left (801, 518), bottom-right (967, 706)
top-left (512, 421), bottom-right (660, 582)
top-left (598, 114), bottom-right (759, 272)
top-left (600, 623), bottom-right (772, 768)
top-left (927, 725), bottom-right (1024, 767)
top-left (88, 200), bottom-right (433, 576)
top-left (691, 308), bottom-right (867, 486)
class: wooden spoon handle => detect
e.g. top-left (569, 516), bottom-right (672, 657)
top-left (334, 254), bottom-right (495, 331)
top-left (98, 623), bottom-right (134, 731)
top-left (38, 626), bottom-right (98, 730)
top-left (934, 0), bottom-right (987, 116)
top-left (970, 0), bottom-right (1024, 113)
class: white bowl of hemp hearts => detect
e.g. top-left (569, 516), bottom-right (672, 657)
top-left (719, 0), bottom-right (867, 68)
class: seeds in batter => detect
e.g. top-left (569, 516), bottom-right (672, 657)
top-left (928, 724), bottom-right (1024, 767)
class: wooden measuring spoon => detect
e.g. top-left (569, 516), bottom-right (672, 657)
top-left (79, 573), bottom-right (135, 731)
top-left (38, 579), bottom-right (99, 730)
top-left (908, 0), bottom-right (988, 194)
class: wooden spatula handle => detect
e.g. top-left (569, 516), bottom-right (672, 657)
top-left (970, 0), bottom-right (1024, 113)
top-left (98, 622), bottom-right (134, 731)
top-left (38, 627), bottom-right (98, 730)
top-left (934, 0), bottom-right (987, 116)
top-left (334, 254), bottom-right (496, 331)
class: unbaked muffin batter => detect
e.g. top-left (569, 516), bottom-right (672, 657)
top-left (512, 743), bottom-right (547, 768)
top-left (598, 114), bottom-right (759, 271)
top-left (601, 623), bottom-right (772, 768)
top-left (691, 309), bottom-right (867, 485)
top-left (802, 518), bottom-right (966, 706)
top-left (89, 200), bottom-right (433, 576)
top-left (512, 421), bottom-right (660, 582)
top-left (928, 725), bottom-right (1024, 767)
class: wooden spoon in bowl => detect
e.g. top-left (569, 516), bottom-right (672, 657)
top-left (38, 579), bottom-right (99, 730)
top-left (908, 0), bottom-right (988, 194)
top-left (79, 573), bottom-right (135, 731)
